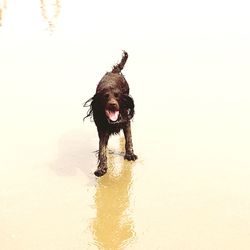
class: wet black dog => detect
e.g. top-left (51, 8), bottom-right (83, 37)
top-left (84, 51), bottom-right (137, 177)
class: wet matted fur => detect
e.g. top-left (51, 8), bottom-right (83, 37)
top-left (84, 51), bottom-right (137, 177)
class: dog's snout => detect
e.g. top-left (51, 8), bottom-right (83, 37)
top-left (109, 102), bottom-right (116, 107)
top-left (107, 99), bottom-right (119, 111)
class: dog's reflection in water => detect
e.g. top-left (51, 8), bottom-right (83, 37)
top-left (91, 137), bottom-right (135, 249)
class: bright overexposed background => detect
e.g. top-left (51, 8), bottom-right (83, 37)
top-left (1, 0), bottom-right (250, 249)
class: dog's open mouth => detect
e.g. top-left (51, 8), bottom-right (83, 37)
top-left (105, 109), bottom-right (120, 123)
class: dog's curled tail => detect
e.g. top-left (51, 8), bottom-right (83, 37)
top-left (112, 51), bottom-right (128, 73)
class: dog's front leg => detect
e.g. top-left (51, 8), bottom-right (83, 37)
top-left (94, 130), bottom-right (109, 177)
top-left (123, 121), bottom-right (138, 161)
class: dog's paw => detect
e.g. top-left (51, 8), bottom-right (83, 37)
top-left (124, 152), bottom-right (138, 161)
top-left (94, 166), bottom-right (107, 177)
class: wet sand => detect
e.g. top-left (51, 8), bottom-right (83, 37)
top-left (1, 1), bottom-right (250, 249)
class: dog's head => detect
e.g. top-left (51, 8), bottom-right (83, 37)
top-left (84, 89), bottom-right (135, 124)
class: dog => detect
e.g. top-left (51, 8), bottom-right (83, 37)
top-left (84, 51), bottom-right (137, 177)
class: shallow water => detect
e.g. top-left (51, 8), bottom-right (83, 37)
top-left (1, 1), bottom-right (250, 249)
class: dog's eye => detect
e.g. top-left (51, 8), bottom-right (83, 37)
top-left (114, 93), bottom-right (119, 98)
top-left (104, 93), bottom-right (109, 98)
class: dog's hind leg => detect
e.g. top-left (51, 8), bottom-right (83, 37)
top-left (123, 121), bottom-right (138, 161)
top-left (94, 130), bottom-right (109, 177)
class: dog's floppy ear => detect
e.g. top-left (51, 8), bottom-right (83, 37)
top-left (122, 94), bottom-right (135, 119)
top-left (83, 92), bottom-right (102, 121)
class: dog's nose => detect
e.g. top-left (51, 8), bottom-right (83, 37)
top-left (107, 100), bottom-right (119, 110)
top-left (109, 102), bottom-right (116, 107)
top-left (109, 103), bottom-right (117, 110)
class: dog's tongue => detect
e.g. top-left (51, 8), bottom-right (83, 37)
top-left (107, 110), bottom-right (119, 121)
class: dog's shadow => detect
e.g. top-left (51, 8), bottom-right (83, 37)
top-left (50, 128), bottom-right (97, 177)
top-left (50, 128), bottom-right (137, 180)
